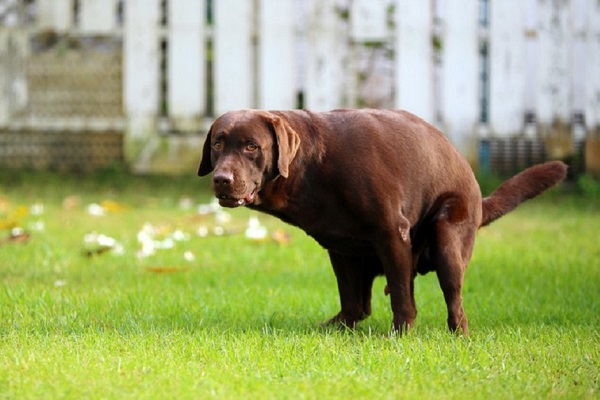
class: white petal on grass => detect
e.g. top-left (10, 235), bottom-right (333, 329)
top-left (87, 203), bottom-right (105, 216)
top-left (28, 221), bottom-right (45, 231)
top-left (245, 217), bottom-right (268, 240)
top-left (197, 226), bottom-right (209, 237)
top-left (30, 203), bottom-right (44, 215)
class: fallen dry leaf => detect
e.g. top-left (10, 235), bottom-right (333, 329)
top-left (0, 228), bottom-right (31, 245)
top-left (0, 219), bottom-right (18, 231)
top-left (83, 247), bottom-right (112, 257)
top-left (271, 229), bottom-right (292, 245)
top-left (11, 206), bottom-right (29, 219)
top-left (63, 195), bottom-right (81, 210)
top-left (100, 200), bottom-right (127, 213)
top-left (83, 232), bottom-right (124, 257)
top-left (0, 197), bottom-right (9, 213)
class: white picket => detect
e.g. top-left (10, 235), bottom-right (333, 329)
top-left (214, 0), bottom-right (254, 115)
top-left (259, 0), bottom-right (296, 110)
top-left (350, 0), bottom-right (388, 42)
top-left (305, 0), bottom-right (346, 111)
top-left (123, 0), bottom-right (161, 137)
top-left (394, 0), bottom-right (434, 123)
top-left (440, 0), bottom-right (480, 152)
top-left (489, 0), bottom-right (527, 137)
top-left (37, 0), bottom-right (73, 32)
top-left (536, 0), bottom-right (572, 129)
top-left (571, 0), bottom-right (586, 121)
top-left (0, 0), bottom-right (19, 27)
top-left (523, 0), bottom-right (538, 127)
top-left (168, 0), bottom-right (205, 130)
top-left (0, 29), bottom-right (8, 127)
top-left (585, 0), bottom-right (600, 130)
top-left (0, 27), bottom-right (27, 127)
top-left (79, 0), bottom-right (117, 34)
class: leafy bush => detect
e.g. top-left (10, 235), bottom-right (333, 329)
top-left (577, 173), bottom-right (600, 198)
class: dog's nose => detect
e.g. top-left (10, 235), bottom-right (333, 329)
top-left (213, 171), bottom-right (234, 186)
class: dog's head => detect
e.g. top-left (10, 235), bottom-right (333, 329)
top-left (198, 110), bottom-right (301, 208)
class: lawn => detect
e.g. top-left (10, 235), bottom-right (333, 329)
top-left (1, 172), bottom-right (599, 399)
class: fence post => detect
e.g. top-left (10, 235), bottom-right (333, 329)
top-left (489, 0), bottom-right (527, 137)
top-left (0, 21), bottom-right (28, 129)
top-left (350, 0), bottom-right (388, 41)
top-left (439, 0), bottom-right (480, 159)
top-left (214, 0), bottom-right (254, 115)
top-left (348, 0), bottom-right (390, 108)
top-left (536, 0), bottom-right (572, 159)
top-left (0, 28), bottom-right (8, 128)
top-left (572, 0), bottom-right (586, 131)
top-left (258, 0), bottom-right (296, 110)
top-left (584, 0), bottom-right (600, 135)
top-left (305, 0), bottom-right (347, 111)
top-left (584, 0), bottom-right (600, 177)
top-left (37, 0), bottom-right (73, 32)
top-left (79, 0), bottom-right (118, 34)
top-left (168, 0), bottom-right (205, 131)
top-left (394, 0), bottom-right (434, 123)
top-left (123, 0), bottom-right (160, 139)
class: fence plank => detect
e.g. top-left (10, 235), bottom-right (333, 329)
top-left (440, 0), bottom-right (479, 153)
top-left (0, 27), bottom-right (28, 128)
top-left (259, 0), bottom-right (296, 110)
top-left (0, 29), bottom-right (8, 127)
top-left (168, 0), bottom-right (205, 130)
top-left (305, 0), bottom-right (346, 111)
top-left (123, 0), bottom-right (160, 137)
top-left (394, 0), bottom-right (433, 123)
top-left (489, 0), bottom-right (527, 137)
top-left (79, 0), bottom-right (117, 34)
top-left (214, 0), bottom-right (254, 115)
top-left (37, 0), bottom-right (73, 32)
top-left (350, 0), bottom-right (388, 42)
top-left (571, 0), bottom-right (586, 122)
top-left (0, 0), bottom-right (19, 26)
top-left (523, 0), bottom-right (538, 137)
top-left (585, 0), bottom-right (600, 131)
top-left (536, 0), bottom-right (572, 131)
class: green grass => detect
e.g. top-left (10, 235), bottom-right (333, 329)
top-left (1, 172), bottom-right (599, 399)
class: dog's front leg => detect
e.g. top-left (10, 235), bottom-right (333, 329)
top-left (325, 251), bottom-right (381, 328)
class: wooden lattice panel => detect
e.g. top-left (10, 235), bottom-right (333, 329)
top-left (26, 49), bottom-right (122, 119)
top-left (0, 131), bottom-right (123, 172)
top-left (479, 137), bottom-right (585, 178)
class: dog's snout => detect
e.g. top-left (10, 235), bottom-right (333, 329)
top-left (213, 171), bottom-right (234, 186)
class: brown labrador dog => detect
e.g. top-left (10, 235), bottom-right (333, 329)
top-left (198, 109), bottom-right (567, 334)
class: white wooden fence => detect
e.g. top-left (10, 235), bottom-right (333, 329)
top-left (0, 0), bottom-right (599, 161)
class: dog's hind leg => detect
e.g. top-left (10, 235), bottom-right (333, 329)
top-left (376, 240), bottom-right (417, 333)
top-left (433, 218), bottom-right (477, 335)
top-left (324, 251), bottom-right (382, 328)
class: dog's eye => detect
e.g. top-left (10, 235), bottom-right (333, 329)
top-left (212, 142), bottom-right (222, 151)
top-left (246, 143), bottom-right (258, 152)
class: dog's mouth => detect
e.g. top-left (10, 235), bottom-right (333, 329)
top-left (217, 188), bottom-right (256, 208)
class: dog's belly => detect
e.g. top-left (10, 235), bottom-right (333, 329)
top-left (310, 233), bottom-right (374, 255)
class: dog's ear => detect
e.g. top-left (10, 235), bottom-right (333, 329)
top-left (197, 127), bottom-right (214, 176)
top-left (270, 116), bottom-right (300, 178)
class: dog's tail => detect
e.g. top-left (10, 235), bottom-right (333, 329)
top-left (480, 161), bottom-right (568, 227)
